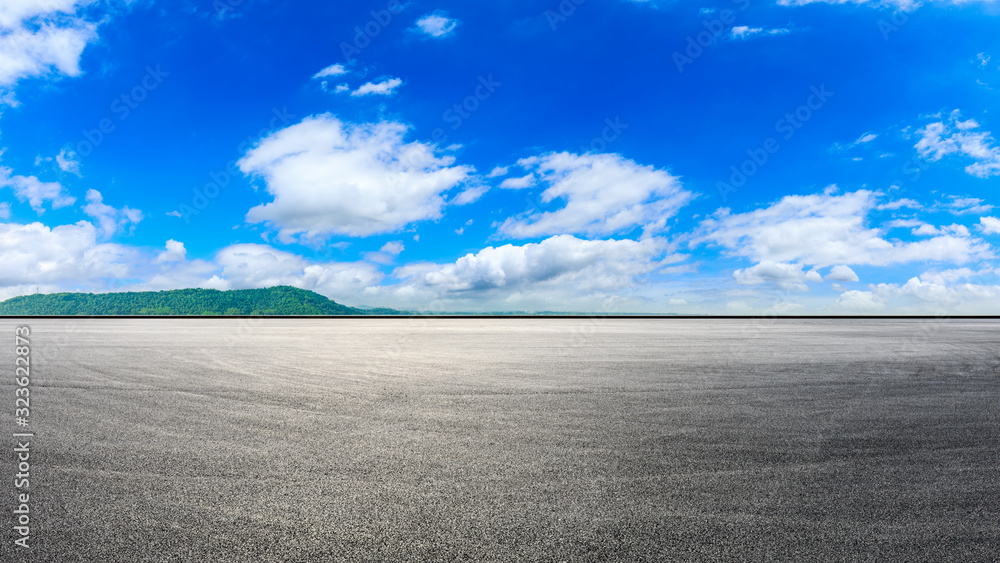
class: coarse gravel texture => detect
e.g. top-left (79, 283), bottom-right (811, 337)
top-left (1, 318), bottom-right (998, 562)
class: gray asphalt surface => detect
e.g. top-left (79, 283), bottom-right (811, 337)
top-left (1, 318), bottom-right (998, 561)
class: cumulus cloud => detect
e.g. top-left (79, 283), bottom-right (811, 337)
top-left (351, 77), bottom-right (402, 97)
top-left (826, 264), bottom-right (859, 282)
top-left (55, 147), bottom-right (80, 174)
top-left (694, 189), bottom-right (992, 268)
top-left (156, 239), bottom-right (186, 263)
top-left (238, 114), bottom-right (473, 240)
top-left (364, 241), bottom-right (405, 265)
top-left (872, 274), bottom-right (1000, 313)
top-left (210, 243), bottom-right (383, 299)
top-left (910, 223), bottom-right (969, 237)
top-left (499, 174), bottom-right (535, 189)
top-left (82, 189), bottom-right (143, 238)
top-left (729, 26), bottom-right (791, 40)
top-left (914, 111), bottom-right (1000, 178)
top-left (496, 152), bottom-right (692, 239)
top-left (393, 235), bottom-right (674, 306)
top-left (732, 261), bottom-right (823, 291)
top-left (0, 220), bottom-right (134, 288)
top-left (980, 216), bottom-right (1000, 234)
top-left (414, 13), bottom-right (458, 38)
top-left (0, 0), bottom-right (100, 102)
top-left (37, 147), bottom-right (81, 175)
top-left (832, 290), bottom-right (886, 313)
top-left (0, 166), bottom-right (75, 212)
top-left (0, 220), bottom-right (387, 304)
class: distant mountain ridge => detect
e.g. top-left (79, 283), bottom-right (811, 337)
top-left (0, 286), bottom-right (403, 316)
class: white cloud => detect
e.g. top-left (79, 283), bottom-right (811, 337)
top-left (364, 240), bottom-right (405, 264)
top-left (833, 131), bottom-right (879, 152)
top-left (55, 147), bottom-right (80, 174)
top-left (0, 223), bottom-right (387, 304)
top-left (391, 234), bottom-right (675, 309)
top-left (732, 261), bottom-right (823, 291)
top-left (0, 201), bottom-right (9, 219)
top-left (0, 166), bottom-right (75, 212)
top-left (351, 77), bottom-right (402, 97)
top-left (827, 264), bottom-right (859, 282)
top-left (886, 218), bottom-right (923, 229)
top-left (450, 185), bottom-right (487, 205)
top-left (917, 267), bottom-right (985, 285)
top-left (855, 132), bottom-right (878, 144)
top-left (312, 63), bottom-right (347, 79)
top-left (211, 243), bottom-right (383, 299)
top-left (694, 189), bottom-right (992, 267)
top-left (778, 0), bottom-right (916, 8)
top-left (872, 275), bottom-right (1000, 313)
top-left (380, 241), bottom-right (404, 255)
top-left (415, 13), bottom-right (458, 38)
top-left (239, 114), bottom-right (473, 240)
top-left (37, 147), bottom-right (81, 174)
top-left (915, 111), bottom-right (1000, 178)
top-left (832, 290), bottom-right (886, 313)
top-left (910, 223), bottom-right (969, 237)
top-left (668, 298), bottom-right (687, 306)
top-left (0, 0), bottom-right (99, 102)
top-left (499, 174), bottom-right (535, 189)
top-left (779, 0), bottom-right (999, 11)
top-left (940, 195), bottom-right (993, 215)
top-left (156, 239), bottom-right (186, 263)
top-left (0, 220), bottom-right (134, 288)
top-left (980, 216), bottom-right (1000, 234)
top-left (82, 189), bottom-right (142, 238)
top-left (487, 166), bottom-right (508, 178)
top-left (496, 152), bottom-right (693, 239)
top-left (876, 198), bottom-right (921, 211)
top-left (729, 26), bottom-right (791, 40)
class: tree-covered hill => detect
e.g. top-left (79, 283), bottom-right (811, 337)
top-left (0, 286), bottom-right (403, 316)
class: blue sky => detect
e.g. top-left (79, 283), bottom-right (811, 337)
top-left (2, 0), bottom-right (1000, 313)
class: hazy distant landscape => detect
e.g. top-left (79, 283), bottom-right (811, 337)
top-left (2, 318), bottom-right (998, 562)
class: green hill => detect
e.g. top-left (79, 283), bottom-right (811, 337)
top-left (0, 286), bottom-right (404, 316)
